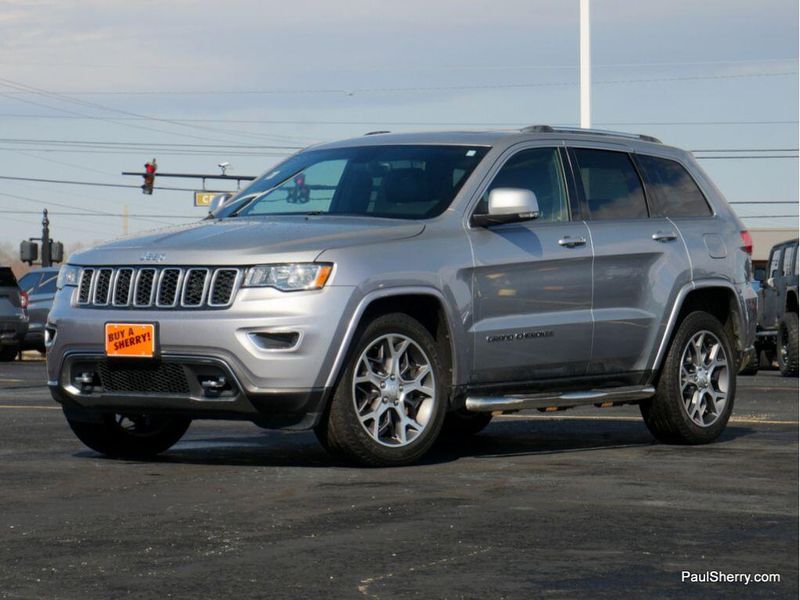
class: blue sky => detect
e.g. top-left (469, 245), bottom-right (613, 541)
top-left (0, 0), bottom-right (797, 246)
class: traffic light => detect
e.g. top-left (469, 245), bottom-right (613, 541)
top-left (20, 240), bottom-right (38, 264)
top-left (142, 158), bottom-right (157, 195)
top-left (50, 241), bottom-right (64, 264)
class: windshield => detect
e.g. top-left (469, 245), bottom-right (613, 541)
top-left (214, 144), bottom-right (489, 220)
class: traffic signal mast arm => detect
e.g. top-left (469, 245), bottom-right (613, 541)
top-left (122, 167), bottom-right (256, 195)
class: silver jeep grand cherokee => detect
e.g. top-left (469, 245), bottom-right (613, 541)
top-left (48, 126), bottom-right (757, 466)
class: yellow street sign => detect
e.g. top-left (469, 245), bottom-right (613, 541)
top-left (194, 191), bottom-right (217, 207)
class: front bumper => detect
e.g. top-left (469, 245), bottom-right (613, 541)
top-left (50, 353), bottom-right (327, 429)
top-left (47, 284), bottom-right (357, 428)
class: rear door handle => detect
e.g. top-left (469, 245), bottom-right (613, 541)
top-left (558, 236), bottom-right (587, 248)
top-left (652, 231), bottom-right (678, 242)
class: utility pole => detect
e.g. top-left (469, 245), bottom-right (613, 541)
top-left (580, 0), bottom-right (591, 128)
top-left (41, 209), bottom-right (51, 268)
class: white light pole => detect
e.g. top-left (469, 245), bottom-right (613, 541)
top-left (579, 0), bottom-right (591, 128)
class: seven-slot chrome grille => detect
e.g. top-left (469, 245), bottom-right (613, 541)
top-left (77, 267), bottom-right (241, 309)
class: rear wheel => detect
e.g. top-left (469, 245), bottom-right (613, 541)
top-left (777, 312), bottom-right (799, 377)
top-left (641, 311), bottom-right (735, 444)
top-left (315, 313), bottom-right (447, 467)
top-left (65, 412), bottom-right (191, 459)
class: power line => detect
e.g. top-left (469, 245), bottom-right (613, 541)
top-left (0, 114), bottom-right (795, 127)
top-left (695, 155), bottom-right (798, 159)
top-left (0, 77), bottom-right (312, 146)
top-left (1, 71), bottom-right (795, 97)
top-left (0, 56), bottom-right (794, 72)
top-left (0, 190), bottom-right (179, 226)
top-left (692, 148), bottom-right (798, 153)
top-left (0, 138), bottom-right (304, 150)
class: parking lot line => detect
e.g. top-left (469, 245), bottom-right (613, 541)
top-left (0, 405), bottom-right (60, 410)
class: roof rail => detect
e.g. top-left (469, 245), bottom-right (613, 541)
top-left (364, 130), bottom-right (390, 136)
top-left (520, 125), bottom-right (661, 144)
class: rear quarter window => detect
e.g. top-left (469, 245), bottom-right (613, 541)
top-left (636, 154), bottom-right (712, 218)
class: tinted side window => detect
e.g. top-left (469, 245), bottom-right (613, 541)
top-left (782, 245), bottom-right (796, 278)
top-left (572, 149), bottom-right (648, 220)
top-left (770, 248), bottom-right (783, 278)
top-left (636, 155), bottom-right (711, 217)
top-left (476, 147), bottom-right (570, 222)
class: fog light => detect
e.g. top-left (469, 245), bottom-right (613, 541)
top-left (44, 326), bottom-right (57, 348)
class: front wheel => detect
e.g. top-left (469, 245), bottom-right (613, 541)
top-left (777, 313), bottom-right (799, 377)
top-left (641, 311), bottom-right (735, 444)
top-left (315, 313), bottom-right (447, 467)
top-left (65, 412), bottom-right (191, 459)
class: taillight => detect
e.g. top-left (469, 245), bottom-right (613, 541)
top-left (740, 230), bottom-right (753, 255)
top-left (20, 290), bottom-right (28, 309)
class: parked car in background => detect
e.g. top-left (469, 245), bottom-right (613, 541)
top-left (0, 267), bottom-right (29, 361)
top-left (750, 238), bottom-right (798, 376)
top-left (17, 267), bottom-right (59, 353)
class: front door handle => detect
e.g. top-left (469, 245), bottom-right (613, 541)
top-left (652, 231), bottom-right (678, 242)
top-left (558, 236), bottom-right (587, 248)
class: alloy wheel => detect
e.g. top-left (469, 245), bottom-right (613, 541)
top-left (352, 334), bottom-right (436, 447)
top-left (679, 330), bottom-right (730, 427)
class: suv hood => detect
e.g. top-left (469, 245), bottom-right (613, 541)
top-left (70, 216), bottom-right (425, 266)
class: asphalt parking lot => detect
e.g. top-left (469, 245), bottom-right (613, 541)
top-left (0, 357), bottom-right (797, 599)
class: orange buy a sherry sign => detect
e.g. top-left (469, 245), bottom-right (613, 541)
top-left (105, 323), bottom-right (156, 358)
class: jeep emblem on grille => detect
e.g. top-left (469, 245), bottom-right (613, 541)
top-left (140, 252), bottom-right (166, 263)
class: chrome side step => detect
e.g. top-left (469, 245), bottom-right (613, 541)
top-left (465, 385), bottom-right (656, 413)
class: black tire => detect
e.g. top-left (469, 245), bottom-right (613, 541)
top-left (440, 409), bottom-right (493, 438)
top-left (640, 311), bottom-right (735, 444)
top-left (65, 411), bottom-right (191, 459)
top-left (0, 345), bottom-right (18, 361)
top-left (777, 313), bottom-right (799, 377)
top-left (315, 313), bottom-right (447, 467)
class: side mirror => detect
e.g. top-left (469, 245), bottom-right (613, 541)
top-left (472, 188), bottom-right (540, 227)
top-left (766, 277), bottom-right (775, 289)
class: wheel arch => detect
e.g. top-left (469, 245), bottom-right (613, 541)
top-left (651, 280), bottom-right (746, 377)
top-left (323, 287), bottom-right (462, 393)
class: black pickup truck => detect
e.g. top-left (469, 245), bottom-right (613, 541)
top-left (749, 238), bottom-right (798, 376)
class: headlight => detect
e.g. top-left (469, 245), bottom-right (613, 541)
top-left (56, 265), bottom-right (81, 289)
top-left (243, 263), bottom-right (333, 291)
